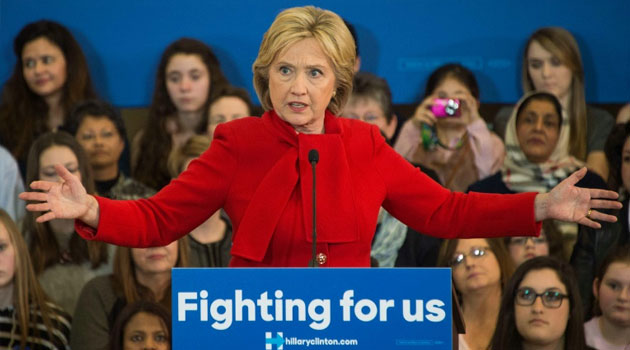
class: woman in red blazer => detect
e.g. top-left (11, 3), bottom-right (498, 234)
top-left (21, 6), bottom-right (620, 268)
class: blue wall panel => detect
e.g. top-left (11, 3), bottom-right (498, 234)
top-left (1, 0), bottom-right (628, 107)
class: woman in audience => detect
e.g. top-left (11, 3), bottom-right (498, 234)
top-left (168, 135), bottom-right (231, 267)
top-left (109, 301), bottom-right (171, 350)
top-left (132, 38), bottom-right (229, 190)
top-left (0, 209), bottom-right (71, 349)
top-left (23, 131), bottom-right (110, 314)
top-left (470, 92), bottom-right (607, 259)
top-left (470, 92), bottom-right (606, 194)
top-left (494, 27), bottom-right (614, 180)
top-left (71, 239), bottom-right (187, 350)
top-left (584, 245), bottom-right (630, 349)
top-left (64, 99), bottom-right (155, 200)
top-left (572, 122), bottom-right (630, 318)
top-left (394, 63), bottom-right (504, 191)
top-left (0, 20), bottom-right (97, 176)
top-left (437, 238), bottom-right (514, 350)
top-left (207, 85), bottom-right (254, 136)
top-left (490, 256), bottom-right (588, 350)
top-left (505, 220), bottom-right (564, 267)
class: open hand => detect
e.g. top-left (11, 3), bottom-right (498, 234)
top-left (19, 164), bottom-right (98, 225)
top-left (536, 167), bottom-right (622, 228)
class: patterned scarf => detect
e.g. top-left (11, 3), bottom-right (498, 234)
top-left (502, 92), bottom-right (584, 193)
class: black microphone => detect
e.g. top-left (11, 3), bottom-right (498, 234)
top-left (308, 149), bottom-right (319, 267)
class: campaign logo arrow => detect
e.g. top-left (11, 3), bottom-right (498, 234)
top-left (265, 332), bottom-right (284, 349)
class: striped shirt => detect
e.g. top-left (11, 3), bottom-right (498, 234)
top-left (0, 303), bottom-right (71, 350)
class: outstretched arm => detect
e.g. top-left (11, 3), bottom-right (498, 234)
top-left (19, 164), bottom-right (100, 227)
top-left (534, 167), bottom-right (621, 228)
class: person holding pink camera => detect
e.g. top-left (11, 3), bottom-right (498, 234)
top-left (394, 63), bottom-right (504, 191)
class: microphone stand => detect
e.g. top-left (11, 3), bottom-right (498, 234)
top-left (308, 149), bottom-right (319, 267)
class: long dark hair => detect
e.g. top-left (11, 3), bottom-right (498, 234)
top-left (490, 256), bottom-right (587, 350)
top-left (109, 301), bottom-right (171, 350)
top-left (0, 20), bottom-right (96, 162)
top-left (133, 38), bottom-right (228, 190)
top-left (423, 63), bottom-right (480, 100)
top-left (23, 131), bottom-right (108, 274)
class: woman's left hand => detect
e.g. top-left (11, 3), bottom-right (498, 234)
top-left (535, 167), bottom-right (622, 228)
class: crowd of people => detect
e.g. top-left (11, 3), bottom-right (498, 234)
top-left (0, 6), bottom-right (628, 350)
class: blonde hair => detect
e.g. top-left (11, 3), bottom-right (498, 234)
top-left (522, 27), bottom-right (587, 160)
top-left (0, 209), bottom-right (59, 349)
top-left (252, 6), bottom-right (356, 115)
top-left (167, 135), bottom-right (212, 178)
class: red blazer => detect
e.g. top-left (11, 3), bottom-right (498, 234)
top-left (76, 110), bottom-right (540, 267)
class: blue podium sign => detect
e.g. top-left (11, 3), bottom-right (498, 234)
top-left (173, 268), bottom-right (452, 349)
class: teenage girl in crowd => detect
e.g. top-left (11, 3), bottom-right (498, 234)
top-left (0, 20), bottom-right (97, 177)
top-left (494, 27), bottom-right (614, 180)
top-left (584, 246), bottom-right (630, 350)
top-left (490, 256), bottom-right (590, 350)
top-left (0, 209), bottom-right (71, 350)
top-left (23, 131), bottom-right (111, 315)
top-left (132, 38), bottom-right (229, 190)
top-left (394, 63), bottom-right (504, 192)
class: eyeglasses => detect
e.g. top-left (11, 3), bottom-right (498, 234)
top-left (509, 236), bottom-right (547, 246)
top-left (515, 287), bottom-right (568, 308)
top-left (450, 247), bottom-right (490, 267)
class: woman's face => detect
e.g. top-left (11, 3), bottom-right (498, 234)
top-left (131, 241), bottom-right (179, 277)
top-left (268, 37), bottom-right (336, 134)
top-left (123, 311), bottom-right (169, 350)
top-left (594, 262), bottom-right (630, 327)
top-left (620, 137), bottom-right (630, 193)
top-left (508, 232), bottom-right (550, 267)
top-left (451, 239), bottom-right (501, 294)
top-left (516, 99), bottom-right (561, 164)
top-left (21, 37), bottom-right (67, 99)
top-left (76, 116), bottom-right (125, 170)
top-left (0, 222), bottom-right (16, 288)
top-left (39, 145), bottom-right (81, 183)
top-left (527, 41), bottom-right (573, 103)
top-left (207, 96), bottom-right (250, 136)
top-left (165, 54), bottom-right (210, 114)
top-left (515, 268), bottom-right (569, 348)
top-left (342, 97), bottom-right (395, 140)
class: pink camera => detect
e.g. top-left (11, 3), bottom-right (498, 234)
top-left (431, 98), bottom-right (461, 118)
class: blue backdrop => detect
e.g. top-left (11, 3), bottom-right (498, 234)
top-left (1, 0), bottom-right (628, 107)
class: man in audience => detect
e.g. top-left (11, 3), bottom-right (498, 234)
top-left (63, 100), bottom-right (155, 200)
top-left (342, 72), bottom-right (398, 143)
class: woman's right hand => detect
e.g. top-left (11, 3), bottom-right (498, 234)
top-left (411, 95), bottom-right (438, 128)
top-left (19, 164), bottom-right (100, 227)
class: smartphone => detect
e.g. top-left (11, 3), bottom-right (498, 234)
top-left (431, 98), bottom-right (461, 118)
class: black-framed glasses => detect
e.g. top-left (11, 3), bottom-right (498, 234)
top-left (449, 247), bottom-right (490, 267)
top-left (515, 287), bottom-right (568, 308)
top-left (509, 236), bottom-right (547, 246)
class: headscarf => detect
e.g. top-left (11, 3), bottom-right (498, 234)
top-left (502, 91), bottom-right (583, 193)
